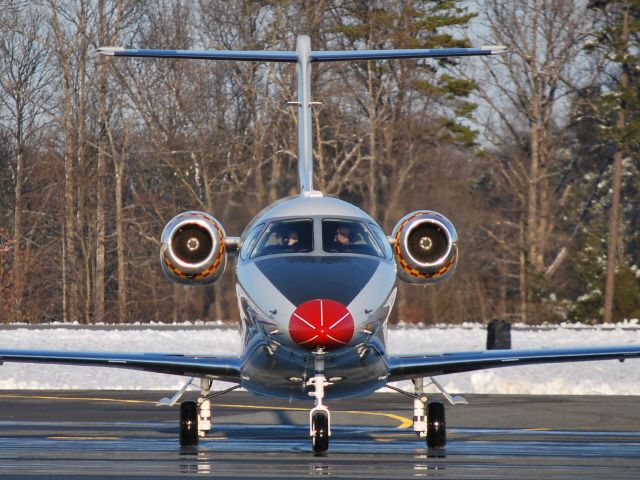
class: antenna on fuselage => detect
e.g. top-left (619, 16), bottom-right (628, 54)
top-left (99, 37), bottom-right (506, 196)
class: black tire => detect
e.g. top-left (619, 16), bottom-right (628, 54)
top-left (311, 411), bottom-right (329, 453)
top-left (426, 401), bottom-right (446, 449)
top-left (180, 400), bottom-right (199, 446)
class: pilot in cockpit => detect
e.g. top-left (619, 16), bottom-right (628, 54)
top-left (283, 230), bottom-right (299, 246)
top-left (333, 226), bottom-right (351, 248)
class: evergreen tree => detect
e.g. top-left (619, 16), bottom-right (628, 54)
top-left (565, 0), bottom-right (640, 322)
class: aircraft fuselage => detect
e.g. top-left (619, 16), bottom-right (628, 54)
top-left (235, 194), bottom-right (397, 399)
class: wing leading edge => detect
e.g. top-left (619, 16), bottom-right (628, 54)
top-left (387, 345), bottom-right (640, 381)
top-left (0, 349), bottom-right (241, 382)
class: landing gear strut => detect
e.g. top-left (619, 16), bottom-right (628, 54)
top-left (197, 378), bottom-right (213, 438)
top-left (308, 351), bottom-right (332, 453)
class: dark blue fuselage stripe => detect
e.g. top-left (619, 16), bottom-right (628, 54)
top-left (255, 256), bottom-right (379, 307)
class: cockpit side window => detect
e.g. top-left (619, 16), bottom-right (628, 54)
top-left (239, 223), bottom-right (264, 260)
top-left (322, 219), bottom-right (384, 258)
top-left (251, 219), bottom-right (313, 258)
top-left (368, 223), bottom-right (392, 259)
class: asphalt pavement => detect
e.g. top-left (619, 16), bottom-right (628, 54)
top-left (0, 391), bottom-right (638, 479)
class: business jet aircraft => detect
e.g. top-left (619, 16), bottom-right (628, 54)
top-left (2, 36), bottom-right (640, 453)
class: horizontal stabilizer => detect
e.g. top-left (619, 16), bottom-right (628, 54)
top-left (98, 46), bottom-right (506, 63)
top-left (388, 345), bottom-right (640, 381)
top-left (310, 46), bottom-right (506, 62)
top-left (98, 46), bottom-right (298, 62)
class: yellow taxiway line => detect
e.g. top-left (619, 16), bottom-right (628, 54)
top-left (0, 393), bottom-right (413, 429)
top-left (49, 436), bottom-right (121, 441)
top-left (0, 393), bottom-right (155, 405)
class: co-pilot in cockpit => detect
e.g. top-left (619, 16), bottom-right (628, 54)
top-left (250, 219), bottom-right (313, 257)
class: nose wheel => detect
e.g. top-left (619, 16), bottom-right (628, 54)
top-left (311, 409), bottom-right (330, 453)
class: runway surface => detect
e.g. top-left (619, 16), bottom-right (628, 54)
top-left (0, 391), bottom-right (638, 479)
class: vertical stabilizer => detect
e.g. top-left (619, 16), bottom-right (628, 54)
top-left (295, 36), bottom-right (318, 195)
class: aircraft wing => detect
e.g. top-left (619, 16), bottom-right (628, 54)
top-left (387, 345), bottom-right (640, 381)
top-left (0, 349), bottom-right (241, 382)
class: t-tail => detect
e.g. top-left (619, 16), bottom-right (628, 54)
top-left (99, 36), bottom-right (506, 196)
top-left (100, 36), bottom-right (505, 287)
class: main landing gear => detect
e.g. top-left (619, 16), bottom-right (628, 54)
top-left (410, 377), bottom-right (446, 449)
top-left (308, 351), bottom-right (332, 454)
top-left (158, 377), bottom-right (239, 447)
top-left (387, 377), bottom-right (467, 449)
top-left (178, 378), bottom-right (213, 447)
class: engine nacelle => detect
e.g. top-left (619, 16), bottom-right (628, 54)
top-left (392, 210), bottom-right (458, 285)
top-left (160, 211), bottom-right (227, 285)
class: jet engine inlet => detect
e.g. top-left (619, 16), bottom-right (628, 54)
top-left (407, 222), bottom-right (449, 264)
top-left (392, 211), bottom-right (458, 285)
top-left (173, 224), bottom-right (213, 264)
top-left (160, 211), bottom-right (226, 285)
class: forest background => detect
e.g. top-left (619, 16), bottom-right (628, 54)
top-left (1, 0), bottom-right (639, 326)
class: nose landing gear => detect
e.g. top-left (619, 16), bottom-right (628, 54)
top-left (308, 351), bottom-right (332, 453)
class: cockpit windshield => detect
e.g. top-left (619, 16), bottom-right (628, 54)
top-left (322, 219), bottom-right (385, 258)
top-left (251, 219), bottom-right (313, 258)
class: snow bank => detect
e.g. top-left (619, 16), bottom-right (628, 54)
top-left (0, 325), bottom-right (639, 394)
top-left (0, 328), bottom-right (241, 391)
top-left (388, 325), bottom-right (640, 395)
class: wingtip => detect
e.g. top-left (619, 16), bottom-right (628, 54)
top-left (98, 46), bottom-right (125, 56)
top-left (481, 45), bottom-right (508, 55)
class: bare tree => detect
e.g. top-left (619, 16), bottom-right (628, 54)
top-left (0, 6), bottom-right (53, 323)
top-left (46, 0), bottom-right (88, 322)
top-left (93, 0), bottom-right (140, 323)
top-left (475, 0), bottom-right (594, 321)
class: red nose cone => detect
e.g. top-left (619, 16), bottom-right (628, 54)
top-left (289, 299), bottom-right (354, 350)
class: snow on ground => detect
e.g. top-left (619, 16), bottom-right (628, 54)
top-left (0, 324), bottom-right (639, 394)
top-left (388, 324), bottom-right (640, 396)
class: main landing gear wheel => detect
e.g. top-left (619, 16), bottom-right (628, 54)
top-left (426, 401), bottom-right (446, 449)
top-left (311, 411), bottom-right (329, 453)
top-left (180, 400), bottom-right (199, 446)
